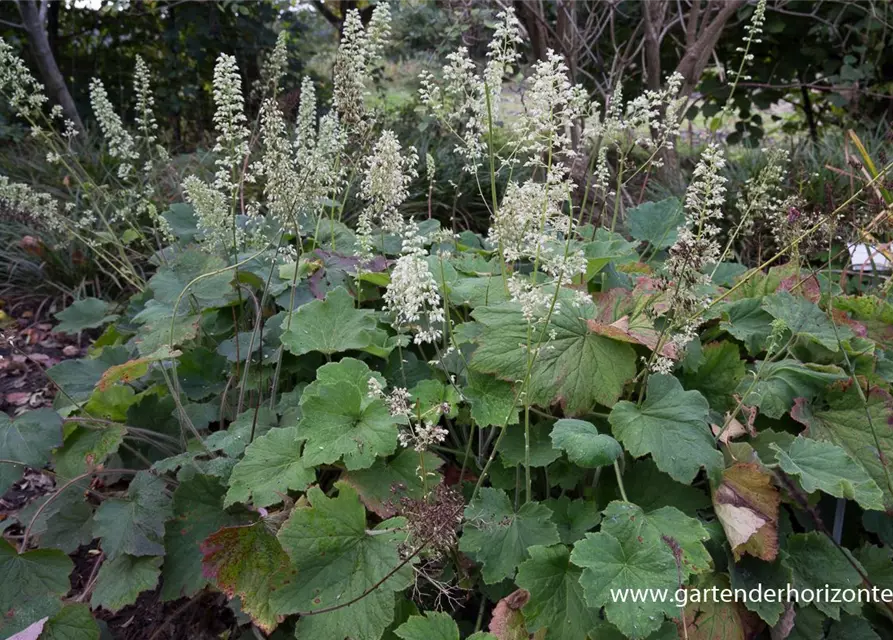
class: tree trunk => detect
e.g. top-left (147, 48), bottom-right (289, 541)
top-left (556, 0), bottom-right (581, 150)
top-left (659, 0), bottom-right (745, 189)
top-left (47, 0), bottom-right (60, 59)
top-left (799, 75), bottom-right (818, 143)
top-left (674, 0), bottom-right (747, 98)
top-left (514, 0), bottom-right (549, 63)
top-left (643, 0), bottom-right (668, 91)
top-left (16, 0), bottom-right (83, 131)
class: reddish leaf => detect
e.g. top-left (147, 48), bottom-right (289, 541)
top-left (489, 589), bottom-right (532, 640)
top-left (201, 523), bottom-right (297, 633)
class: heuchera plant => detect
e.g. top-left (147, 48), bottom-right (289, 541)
top-left (1, 3), bottom-right (892, 639)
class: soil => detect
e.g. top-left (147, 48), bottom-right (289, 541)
top-left (93, 589), bottom-right (238, 640)
top-left (0, 299), bottom-right (84, 415)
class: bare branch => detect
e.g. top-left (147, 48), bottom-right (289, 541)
top-left (310, 0), bottom-right (342, 29)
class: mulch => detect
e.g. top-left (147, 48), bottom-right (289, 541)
top-left (0, 299), bottom-right (86, 416)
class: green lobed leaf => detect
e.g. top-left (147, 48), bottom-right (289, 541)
top-left (12, 483), bottom-right (86, 542)
top-left (204, 407), bottom-right (278, 457)
top-left (52, 423), bottom-right (125, 481)
top-left (299, 357), bottom-right (386, 403)
top-left (0, 596), bottom-right (62, 639)
top-left (771, 437), bottom-right (884, 510)
top-left (627, 198), bottom-right (684, 249)
top-left (383, 598), bottom-right (421, 640)
top-left (394, 611), bottom-right (489, 640)
top-left (762, 291), bottom-right (850, 352)
top-left (92, 471), bottom-right (171, 560)
top-left (46, 348), bottom-right (130, 410)
top-left (224, 426), bottom-right (314, 508)
top-left (833, 294), bottom-right (893, 349)
top-left (719, 297), bottom-right (774, 355)
top-left (737, 359), bottom-right (847, 419)
top-left (300, 380), bottom-right (403, 470)
top-left (609, 374), bottom-right (722, 484)
top-left (280, 286), bottom-right (377, 356)
top-left (516, 544), bottom-right (601, 640)
top-left (583, 228), bottom-right (640, 280)
top-left (360, 327), bottom-right (409, 359)
top-left (175, 401), bottom-right (218, 433)
top-left (161, 202), bottom-right (198, 242)
top-left (0, 541), bottom-right (72, 637)
top-left (148, 248), bottom-right (234, 308)
top-left (272, 484), bottom-right (413, 640)
top-left (545, 457), bottom-right (587, 492)
top-left (0, 408), bottom-right (63, 494)
top-left (464, 370), bottom-right (519, 427)
top-left (855, 544), bottom-right (893, 593)
top-left (828, 615), bottom-right (881, 640)
top-left (447, 275), bottom-right (511, 308)
top-left (570, 529), bottom-right (679, 639)
top-left (788, 606), bottom-right (827, 640)
top-left (545, 496), bottom-right (602, 544)
top-left (621, 458), bottom-right (711, 516)
top-left (0, 539), bottom-right (72, 612)
top-left (131, 301), bottom-right (201, 356)
top-left (471, 301), bottom-right (637, 415)
top-left (791, 383), bottom-right (893, 511)
top-left (83, 386), bottom-right (140, 421)
top-left (171, 347), bottom-right (227, 400)
top-left (54, 298), bottom-right (119, 334)
top-left (498, 422), bottom-right (562, 468)
top-left (459, 487), bottom-right (560, 584)
top-left (39, 603), bottom-right (100, 640)
top-left (728, 555), bottom-right (790, 626)
top-left (781, 531), bottom-right (864, 619)
top-left (709, 262), bottom-right (748, 287)
top-left (863, 510), bottom-right (893, 546)
top-left (216, 331), bottom-right (263, 363)
top-left (679, 341), bottom-right (746, 411)
top-left (550, 419), bottom-right (622, 468)
top-left (41, 501), bottom-right (94, 554)
top-left (410, 379), bottom-right (460, 419)
top-left (90, 554), bottom-right (161, 613)
top-left (600, 501), bottom-right (712, 576)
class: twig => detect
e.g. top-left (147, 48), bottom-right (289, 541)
top-left (74, 551), bottom-right (104, 603)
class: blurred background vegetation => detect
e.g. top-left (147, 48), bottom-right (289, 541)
top-left (1, 0), bottom-right (891, 303)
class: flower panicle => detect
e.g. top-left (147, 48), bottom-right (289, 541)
top-left (512, 49), bottom-right (588, 164)
top-left (0, 38), bottom-right (49, 122)
top-left (262, 31), bottom-right (290, 94)
top-left (333, 3), bottom-right (392, 136)
top-left (418, 8), bottom-right (521, 171)
top-left (89, 78), bottom-right (139, 179)
top-left (357, 129), bottom-right (419, 255)
top-left (653, 143), bottom-right (730, 373)
top-left (133, 55), bottom-right (158, 146)
top-left (211, 53), bottom-right (250, 194)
